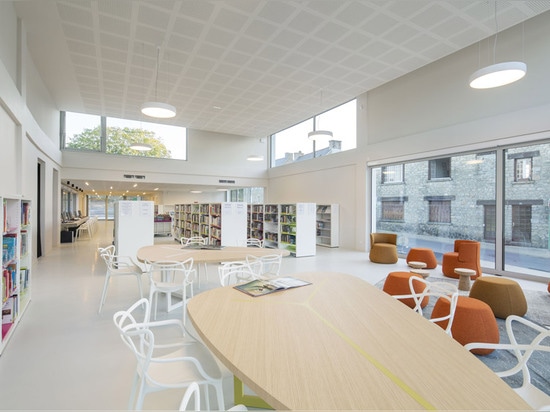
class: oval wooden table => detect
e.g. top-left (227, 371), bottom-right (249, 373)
top-left (187, 272), bottom-right (530, 411)
top-left (136, 244), bottom-right (290, 264)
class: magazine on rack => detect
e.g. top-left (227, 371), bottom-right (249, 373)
top-left (234, 277), bottom-right (311, 297)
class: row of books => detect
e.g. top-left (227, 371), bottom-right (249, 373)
top-left (2, 234), bottom-right (17, 264)
top-left (2, 264), bottom-right (17, 303)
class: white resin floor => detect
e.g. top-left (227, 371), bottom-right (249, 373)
top-left (0, 220), bottom-right (546, 410)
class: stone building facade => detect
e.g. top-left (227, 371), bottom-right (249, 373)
top-left (374, 142), bottom-right (550, 249)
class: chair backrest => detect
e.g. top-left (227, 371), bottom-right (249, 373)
top-left (371, 232), bottom-right (397, 245)
top-left (98, 245), bottom-right (115, 259)
top-left (148, 259), bottom-right (195, 285)
top-left (184, 236), bottom-right (207, 246)
top-left (454, 239), bottom-right (480, 256)
top-left (113, 299), bottom-right (155, 383)
top-left (409, 277), bottom-right (459, 335)
top-left (246, 238), bottom-right (263, 248)
top-left (464, 315), bottom-right (550, 410)
top-left (246, 254), bottom-right (282, 279)
top-left (218, 261), bottom-right (257, 286)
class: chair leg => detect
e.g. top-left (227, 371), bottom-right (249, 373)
top-left (214, 381), bottom-right (225, 411)
top-left (98, 274), bottom-right (110, 314)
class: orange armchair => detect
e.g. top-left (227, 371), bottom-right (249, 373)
top-left (369, 233), bottom-right (398, 264)
top-left (442, 240), bottom-right (481, 279)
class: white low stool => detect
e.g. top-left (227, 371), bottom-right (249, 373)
top-left (410, 268), bottom-right (430, 278)
top-left (455, 267), bottom-right (476, 291)
top-left (408, 261), bottom-right (427, 269)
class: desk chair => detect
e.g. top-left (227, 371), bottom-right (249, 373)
top-left (465, 315), bottom-right (550, 410)
top-left (98, 246), bottom-right (144, 314)
top-left (113, 298), bottom-right (225, 411)
top-left (76, 220), bottom-right (92, 239)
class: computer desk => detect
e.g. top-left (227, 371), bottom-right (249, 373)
top-left (187, 271), bottom-right (531, 410)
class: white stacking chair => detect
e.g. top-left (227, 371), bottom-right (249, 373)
top-left (98, 246), bottom-right (144, 314)
top-left (408, 276), bottom-right (459, 336)
top-left (76, 220), bottom-right (92, 239)
top-left (113, 298), bottom-right (225, 411)
top-left (245, 238), bottom-right (263, 248)
top-left (245, 254), bottom-right (282, 279)
top-left (218, 261), bottom-right (257, 287)
top-left (147, 258), bottom-right (196, 323)
top-left (181, 237), bottom-right (208, 286)
top-left (179, 380), bottom-right (248, 411)
top-left (465, 315), bottom-right (550, 410)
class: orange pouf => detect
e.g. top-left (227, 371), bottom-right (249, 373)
top-left (469, 277), bottom-right (527, 319)
top-left (406, 248), bottom-right (437, 269)
top-left (432, 296), bottom-right (499, 355)
top-left (382, 271), bottom-right (428, 309)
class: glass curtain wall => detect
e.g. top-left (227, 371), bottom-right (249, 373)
top-left (372, 140), bottom-right (550, 281)
top-left (88, 195), bottom-right (124, 220)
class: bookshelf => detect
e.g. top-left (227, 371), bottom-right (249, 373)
top-left (263, 204), bottom-right (280, 249)
top-left (248, 204), bottom-right (264, 242)
top-left (174, 202), bottom-right (247, 246)
top-left (279, 203), bottom-right (316, 257)
top-left (1, 196), bottom-right (32, 355)
top-left (316, 204), bottom-right (339, 247)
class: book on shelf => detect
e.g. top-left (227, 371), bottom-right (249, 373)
top-left (234, 277), bottom-right (311, 297)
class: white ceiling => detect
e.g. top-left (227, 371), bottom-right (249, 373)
top-left (13, 0), bottom-right (550, 196)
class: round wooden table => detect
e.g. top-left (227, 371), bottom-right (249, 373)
top-left (136, 244), bottom-right (290, 264)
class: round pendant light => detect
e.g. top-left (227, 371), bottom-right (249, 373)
top-left (129, 142), bottom-right (153, 151)
top-left (308, 130), bottom-right (333, 141)
top-left (469, 61), bottom-right (526, 89)
top-left (140, 102), bottom-right (177, 118)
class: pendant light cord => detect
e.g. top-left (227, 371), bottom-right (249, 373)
top-left (492, 1), bottom-right (498, 64)
top-left (155, 46), bottom-right (160, 101)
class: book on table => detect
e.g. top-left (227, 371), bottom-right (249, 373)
top-left (234, 277), bottom-right (311, 297)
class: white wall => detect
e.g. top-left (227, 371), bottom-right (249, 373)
top-left (3, 1), bottom-right (550, 257)
top-left (269, 11), bottom-right (550, 251)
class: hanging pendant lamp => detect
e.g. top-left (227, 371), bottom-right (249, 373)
top-left (308, 89), bottom-right (333, 142)
top-left (469, 2), bottom-right (526, 89)
top-left (129, 142), bottom-right (153, 151)
top-left (141, 47), bottom-right (176, 118)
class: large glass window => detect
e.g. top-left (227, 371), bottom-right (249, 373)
top-left (373, 142), bottom-right (550, 281)
top-left (504, 144), bottom-right (548, 276)
top-left (373, 151), bottom-right (497, 269)
top-left (63, 112), bottom-right (101, 151)
top-left (271, 100), bottom-right (356, 167)
top-left (62, 111), bottom-right (187, 160)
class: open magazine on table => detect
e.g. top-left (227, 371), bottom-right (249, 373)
top-left (234, 277), bottom-right (311, 297)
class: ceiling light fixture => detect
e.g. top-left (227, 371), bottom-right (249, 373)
top-left (308, 130), bottom-right (333, 141)
top-left (308, 89), bottom-right (333, 142)
top-left (141, 46), bottom-right (176, 118)
top-left (129, 142), bottom-right (153, 151)
top-left (190, 190), bottom-right (202, 194)
top-left (247, 154), bottom-right (264, 161)
top-left (469, 2), bottom-right (526, 89)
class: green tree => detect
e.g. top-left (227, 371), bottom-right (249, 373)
top-left (66, 126), bottom-right (172, 158)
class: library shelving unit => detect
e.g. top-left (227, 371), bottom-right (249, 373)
top-left (1, 196), bottom-right (32, 355)
top-left (174, 202), bottom-right (247, 246)
top-left (263, 204), bottom-right (280, 249)
top-left (279, 203), bottom-right (316, 257)
top-left (316, 204), bottom-right (339, 247)
top-left (248, 204), bottom-right (264, 241)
